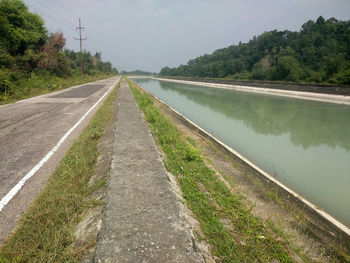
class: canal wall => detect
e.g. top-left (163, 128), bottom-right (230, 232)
top-left (153, 76), bottom-right (350, 96)
top-left (153, 77), bottom-right (350, 105)
top-left (134, 82), bottom-right (350, 252)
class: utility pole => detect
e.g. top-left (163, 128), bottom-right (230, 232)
top-left (74, 18), bottom-right (87, 76)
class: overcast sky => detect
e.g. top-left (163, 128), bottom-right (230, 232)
top-left (23, 0), bottom-right (350, 72)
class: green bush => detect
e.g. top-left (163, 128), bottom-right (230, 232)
top-left (0, 68), bottom-right (14, 98)
top-left (329, 69), bottom-right (350, 85)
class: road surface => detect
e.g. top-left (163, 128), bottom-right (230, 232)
top-left (0, 76), bottom-right (119, 243)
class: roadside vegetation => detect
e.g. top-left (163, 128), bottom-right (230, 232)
top-left (0, 79), bottom-right (120, 262)
top-left (0, 0), bottom-right (118, 104)
top-left (128, 78), bottom-right (311, 262)
top-left (160, 16), bottom-right (350, 85)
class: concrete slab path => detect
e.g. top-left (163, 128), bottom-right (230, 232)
top-left (93, 80), bottom-right (204, 262)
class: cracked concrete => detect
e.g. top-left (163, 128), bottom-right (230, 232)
top-left (93, 80), bottom-right (205, 263)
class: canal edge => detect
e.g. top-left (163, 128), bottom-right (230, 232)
top-left (153, 77), bottom-right (350, 105)
top-left (134, 81), bottom-right (350, 243)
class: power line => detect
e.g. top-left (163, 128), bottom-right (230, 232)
top-left (84, 41), bottom-right (95, 54)
top-left (26, 1), bottom-right (75, 33)
top-left (26, 0), bottom-right (101, 59)
top-left (87, 38), bottom-right (100, 53)
top-left (51, 0), bottom-right (78, 22)
top-left (32, 0), bottom-right (76, 26)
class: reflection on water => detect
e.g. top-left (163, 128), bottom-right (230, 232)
top-left (157, 80), bottom-right (350, 151)
top-left (134, 78), bottom-right (350, 227)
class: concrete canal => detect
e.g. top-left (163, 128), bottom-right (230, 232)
top-left (133, 78), bottom-right (350, 228)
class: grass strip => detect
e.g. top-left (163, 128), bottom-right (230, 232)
top-left (128, 78), bottom-right (299, 263)
top-left (0, 79), bottom-right (121, 262)
top-left (0, 72), bottom-right (115, 105)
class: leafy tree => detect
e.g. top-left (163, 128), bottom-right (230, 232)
top-left (0, 0), bottom-right (118, 98)
top-left (0, 0), bottom-right (47, 56)
top-left (160, 16), bottom-right (350, 85)
top-left (274, 56), bottom-right (302, 81)
top-left (122, 69), bottom-right (153, 75)
top-left (37, 32), bottom-right (70, 76)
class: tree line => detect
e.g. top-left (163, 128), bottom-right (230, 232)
top-left (160, 16), bottom-right (350, 85)
top-left (121, 69), bottom-right (155, 76)
top-left (0, 0), bottom-right (117, 96)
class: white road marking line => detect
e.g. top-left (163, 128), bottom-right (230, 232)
top-left (0, 78), bottom-right (119, 212)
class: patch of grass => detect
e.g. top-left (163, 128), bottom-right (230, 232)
top-left (0, 72), bottom-right (115, 105)
top-left (128, 78), bottom-right (298, 262)
top-left (0, 79), bottom-right (121, 262)
top-left (185, 136), bottom-right (196, 146)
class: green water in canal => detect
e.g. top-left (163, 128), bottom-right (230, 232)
top-left (133, 78), bottom-right (350, 228)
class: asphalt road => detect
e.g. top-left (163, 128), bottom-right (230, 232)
top-left (0, 76), bottom-right (119, 243)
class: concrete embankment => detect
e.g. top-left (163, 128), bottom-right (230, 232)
top-left (93, 80), bottom-right (204, 262)
top-left (136, 82), bottom-right (350, 254)
top-left (153, 77), bottom-right (350, 105)
top-left (153, 76), bottom-right (350, 96)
